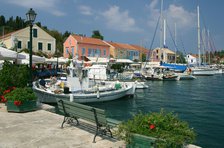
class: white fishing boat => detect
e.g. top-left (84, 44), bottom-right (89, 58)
top-left (33, 62), bottom-right (135, 104)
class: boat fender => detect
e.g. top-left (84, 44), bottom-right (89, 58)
top-left (97, 85), bottom-right (100, 99)
top-left (69, 94), bottom-right (74, 102)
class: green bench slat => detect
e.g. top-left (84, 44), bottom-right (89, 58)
top-left (57, 100), bottom-right (107, 125)
top-left (57, 99), bottom-right (105, 114)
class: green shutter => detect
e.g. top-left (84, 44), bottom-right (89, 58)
top-left (48, 43), bottom-right (51, 50)
top-left (38, 42), bottom-right (42, 50)
top-left (18, 41), bottom-right (22, 49)
top-left (33, 29), bottom-right (37, 37)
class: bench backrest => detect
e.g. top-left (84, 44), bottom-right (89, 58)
top-left (56, 99), bottom-right (107, 126)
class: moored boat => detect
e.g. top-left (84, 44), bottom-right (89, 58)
top-left (33, 62), bottom-right (135, 104)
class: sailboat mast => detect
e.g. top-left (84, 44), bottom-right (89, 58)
top-left (160, 0), bottom-right (164, 62)
top-left (207, 29), bottom-right (211, 64)
top-left (197, 5), bottom-right (201, 66)
top-left (163, 19), bottom-right (166, 47)
top-left (160, 0), bottom-right (164, 49)
top-left (175, 23), bottom-right (177, 63)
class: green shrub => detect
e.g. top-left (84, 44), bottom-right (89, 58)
top-left (4, 87), bottom-right (37, 101)
top-left (116, 109), bottom-right (196, 148)
top-left (0, 60), bottom-right (29, 94)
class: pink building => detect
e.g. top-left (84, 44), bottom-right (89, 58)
top-left (63, 34), bottom-right (110, 59)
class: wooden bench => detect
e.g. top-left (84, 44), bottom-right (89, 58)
top-left (56, 99), bottom-right (120, 143)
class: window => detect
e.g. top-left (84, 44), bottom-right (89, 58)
top-left (96, 49), bottom-right (101, 57)
top-left (103, 49), bottom-right (106, 56)
top-left (71, 47), bottom-right (74, 57)
top-left (18, 41), bottom-right (22, 49)
top-left (38, 42), bottom-right (43, 50)
top-left (27, 41), bottom-right (30, 49)
top-left (88, 49), bottom-right (91, 56)
top-left (66, 48), bottom-right (69, 54)
top-left (47, 43), bottom-right (51, 51)
top-left (33, 28), bottom-right (37, 37)
top-left (82, 48), bottom-right (85, 55)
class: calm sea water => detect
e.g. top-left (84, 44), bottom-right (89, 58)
top-left (86, 74), bottom-right (224, 148)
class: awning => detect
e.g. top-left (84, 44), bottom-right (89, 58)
top-left (0, 47), bottom-right (26, 60)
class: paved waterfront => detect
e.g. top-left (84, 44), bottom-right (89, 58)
top-left (0, 104), bottom-right (125, 148)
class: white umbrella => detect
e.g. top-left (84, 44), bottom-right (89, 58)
top-left (45, 57), bottom-right (68, 64)
top-left (18, 52), bottom-right (45, 64)
top-left (0, 47), bottom-right (26, 60)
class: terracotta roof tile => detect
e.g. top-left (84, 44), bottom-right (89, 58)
top-left (106, 41), bottom-right (136, 50)
top-left (131, 44), bottom-right (149, 53)
top-left (72, 34), bottom-right (109, 47)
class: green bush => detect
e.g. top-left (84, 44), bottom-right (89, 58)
top-left (0, 60), bottom-right (29, 93)
top-left (116, 109), bottom-right (196, 148)
top-left (4, 87), bottom-right (37, 101)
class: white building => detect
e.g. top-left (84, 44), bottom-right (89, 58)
top-left (185, 54), bottom-right (197, 65)
top-left (0, 24), bottom-right (56, 55)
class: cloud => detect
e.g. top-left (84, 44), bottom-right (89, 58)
top-left (166, 4), bottom-right (196, 29)
top-left (102, 5), bottom-right (142, 32)
top-left (7, 0), bottom-right (65, 16)
top-left (147, 0), bottom-right (196, 30)
top-left (79, 5), bottom-right (93, 16)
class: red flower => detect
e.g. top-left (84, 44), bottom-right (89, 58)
top-left (14, 100), bottom-right (22, 106)
top-left (0, 95), bottom-right (7, 103)
top-left (3, 89), bottom-right (11, 95)
top-left (149, 124), bottom-right (156, 130)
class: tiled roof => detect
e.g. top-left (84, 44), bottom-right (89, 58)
top-left (0, 30), bottom-right (18, 40)
top-left (131, 44), bottom-right (149, 53)
top-left (106, 42), bottom-right (123, 49)
top-left (164, 48), bottom-right (175, 54)
top-left (72, 35), bottom-right (109, 47)
top-left (106, 41), bottom-right (136, 50)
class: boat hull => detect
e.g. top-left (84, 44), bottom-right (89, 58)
top-left (33, 84), bottom-right (132, 103)
top-left (192, 69), bottom-right (215, 76)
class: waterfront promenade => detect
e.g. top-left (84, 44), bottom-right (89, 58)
top-left (0, 104), bottom-right (125, 148)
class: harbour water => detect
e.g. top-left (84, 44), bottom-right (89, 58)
top-left (87, 74), bottom-right (224, 148)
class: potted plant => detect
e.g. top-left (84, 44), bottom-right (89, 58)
top-left (116, 109), bottom-right (196, 148)
top-left (4, 87), bottom-right (37, 112)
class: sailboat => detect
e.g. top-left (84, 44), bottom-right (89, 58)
top-left (191, 5), bottom-right (215, 76)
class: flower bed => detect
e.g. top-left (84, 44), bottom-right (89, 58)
top-left (116, 109), bottom-right (196, 147)
top-left (4, 87), bottom-right (37, 112)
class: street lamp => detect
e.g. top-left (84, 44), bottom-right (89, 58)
top-left (26, 8), bottom-right (37, 87)
top-left (56, 48), bottom-right (59, 72)
top-left (13, 37), bottom-right (18, 64)
top-left (13, 37), bottom-right (18, 52)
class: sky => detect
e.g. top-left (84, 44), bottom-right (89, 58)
top-left (0, 0), bottom-right (224, 54)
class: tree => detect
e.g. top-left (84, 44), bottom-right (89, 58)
top-left (63, 31), bottom-right (71, 39)
top-left (0, 15), bottom-right (6, 26)
top-left (91, 30), bottom-right (104, 40)
top-left (142, 53), bottom-right (146, 62)
top-left (176, 51), bottom-right (186, 63)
